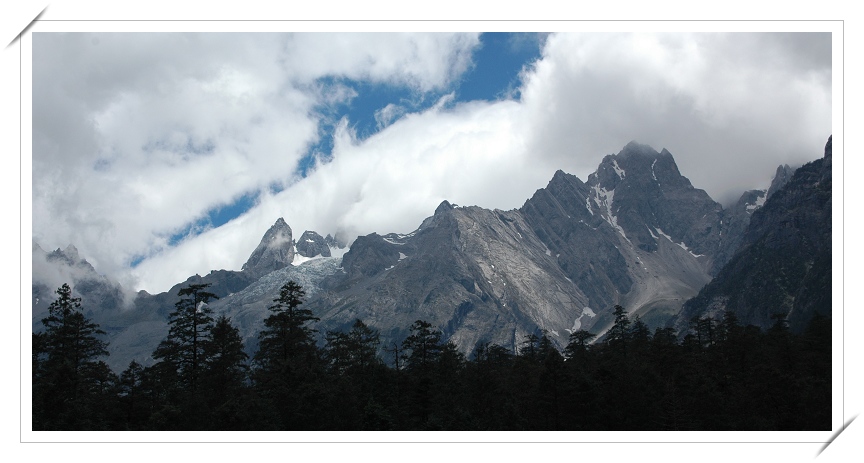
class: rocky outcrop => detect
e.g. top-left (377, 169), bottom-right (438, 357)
top-left (310, 201), bottom-right (590, 352)
top-left (711, 163), bottom-right (798, 274)
top-left (519, 142), bottom-right (722, 333)
top-left (241, 217), bottom-right (295, 277)
top-left (673, 136), bottom-right (832, 333)
top-left (712, 189), bottom-right (766, 274)
top-left (767, 164), bottom-right (796, 198)
top-left (295, 230), bottom-right (332, 258)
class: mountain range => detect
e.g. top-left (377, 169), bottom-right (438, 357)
top-left (32, 138), bottom-right (831, 372)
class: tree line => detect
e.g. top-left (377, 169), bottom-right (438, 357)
top-left (32, 281), bottom-right (831, 430)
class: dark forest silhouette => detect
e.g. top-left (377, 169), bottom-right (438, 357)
top-left (32, 280), bottom-right (831, 431)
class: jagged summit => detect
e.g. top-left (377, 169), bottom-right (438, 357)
top-left (767, 164), bottom-right (795, 198)
top-left (242, 217), bottom-right (295, 276)
top-left (42, 243), bottom-right (99, 273)
top-left (295, 230), bottom-right (331, 258)
top-left (588, 143), bottom-right (690, 193)
top-left (621, 140), bottom-right (658, 156)
top-left (62, 244), bottom-right (80, 261)
top-left (434, 200), bottom-right (453, 215)
top-left (583, 143), bottom-right (722, 259)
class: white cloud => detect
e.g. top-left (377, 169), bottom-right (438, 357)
top-left (374, 103), bottom-right (406, 130)
top-left (281, 33), bottom-right (480, 91)
top-left (32, 32), bottom-right (481, 289)
top-left (518, 32), bottom-right (831, 203)
top-left (33, 32), bottom-right (832, 294)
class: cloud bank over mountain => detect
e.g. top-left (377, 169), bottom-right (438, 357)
top-left (31, 32), bottom-right (832, 293)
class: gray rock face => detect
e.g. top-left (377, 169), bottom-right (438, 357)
top-left (295, 230), bottom-right (332, 258)
top-left (673, 136), bottom-right (832, 333)
top-left (310, 202), bottom-right (590, 352)
top-left (712, 189), bottom-right (766, 274)
top-left (340, 233), bottom-right (406, 279)
top-left (767, 164), bottom-right (796, 198)
top-left (519, 142), bottom-right (721, 334)
top-left (324, 234), bottom-right (340, 249)
top-left (310, 142), bottom-right (734, 351)
top-left (241, 217), bottom-right (295, 276)
top-left (711, 164), bottom-right (798, 274)
top-left (202, 257), bottom-right (343, 360)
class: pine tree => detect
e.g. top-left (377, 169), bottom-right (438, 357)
top-left (607, 305), bottom-right (631, 356)
top-left (118, 360), bottom-right (147, 429)
top-left (252, 280), bottom-right (322, 429)
top-left (32, 283), bottom-right (111, 430)
top-left (203, 315), bottom-right (249, 398)
top-left (401, 320), bottom-right (444, 372)
top-left (152, 283), bottom-right (218, 395)
top-left (324, 319), bottom-right (381, 376)
top-left (400, 320), bottom-right (445, 428)
top-left (537, 338), bottom-right (565, 430)
top-left (254, 280), bottom-right (319, 370)
top-left (564, 329), bottom-right (596, 359)
top-left (518, 333), bottom-right (541, 361)
top-left (629, 315), bottom-right (651, 345)
top-left (201, 315), bottom-right (250, 429)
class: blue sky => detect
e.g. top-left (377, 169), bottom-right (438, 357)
top-left (31, 31), bottom-right (832, 293)
top-left (302, 33), bottom-right (545, 167)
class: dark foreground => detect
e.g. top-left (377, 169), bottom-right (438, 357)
top-left (32, 282), bottom-right (831, 431)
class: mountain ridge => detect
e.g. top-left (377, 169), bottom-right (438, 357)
top-left (32, 140), bottom-right (823, 371)
top-left (672, 136), bottom-right (831, 333)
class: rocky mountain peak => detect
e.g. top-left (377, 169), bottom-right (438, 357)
top-left (340, 233), bottom-right (403, 279)
top-left (549, 169), bottom-right (571, 185)
top-left (63, 244), bottom-right (80, 261)
top-left (582, 143), bottom-right (721, 259)
top-left (767, 164), bottom-right (795, 199)
top-left (296, 230), bottom-right (332, 258)
top-left (589, 142), bottom-right (687, 192)
top-left (435, 200), bottom-right (454, 215)
top-left (242, 217), bottom-right (295, 276)
top-left (621, 140), bottom-right (658, 157)
top-left (44, 243), bottom-right (97, 273)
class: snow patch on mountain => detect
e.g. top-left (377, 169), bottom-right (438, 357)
top-left (611, 159), bottom-right (626, 179)
top-left (592, 185), bottom-right (631, 244)
top-left (292, 253), bottom-right (323, 266)
top-left (746, 191), bottom-right (767, 212)
top-left (646, 225), bottom-right (658, 240)
top-left (329, 245), bottom-right (350, 259)
top-left (655, 227), bottom-right (702, 258)
top-left (566, 307), bottom-right (597, 334)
